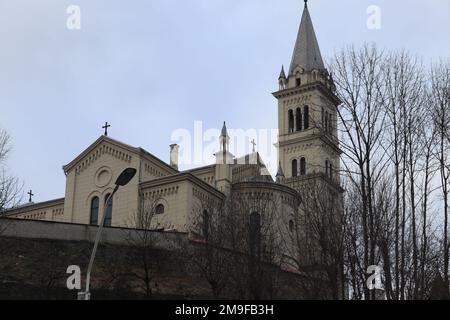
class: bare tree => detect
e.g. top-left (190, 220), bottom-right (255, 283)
top-left (330, 45), bottom-right (449, 300)
top-left (331, 44), bottom-right (389, 299)
top-left (122, 197), bottom-right (170, 297)
top-left (226, 189), bottom-right (284, 300)
top-left (382, 51), bottom-right (429, 299)
top-left (187, 185), bottom-right (285, 299)
top-left (430, 61), bottom-right (450, 288)
top-left (286, 178), bottom-right (344, 299)
top-left (185, 196), bottom-right (231, 299)
top-left (0, 129), bottom-right (22, 214)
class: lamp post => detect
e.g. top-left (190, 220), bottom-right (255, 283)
top-left (78, 167), bottom-right (137, 300)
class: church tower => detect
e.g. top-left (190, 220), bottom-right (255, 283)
top-left (273, 1), bottom-right (342, 191)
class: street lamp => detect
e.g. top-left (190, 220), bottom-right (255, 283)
top-left (78, 167), bottom-right (137, 300)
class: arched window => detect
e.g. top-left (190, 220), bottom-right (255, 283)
top-left (300, 157), bottom-right (306, 176)
top-left (156, 204), bottom-right (165, 215)
top-left (289, 220), bottom-right (294, 233)
top-left (304, 105), bottom-right (309, 129)
top-left (203, 209), bottom-right (209, 239)
top-left (329, 162), bottom-right (333, 179)
top-left (296, 77), bottom-right (301, 87)
top-left (90, 197), bottom-right (99, 225)
top-left (295, 108), bottom-right (302, 131)
top-left (249, 212), bottom-right (261, 256)
top-left (321, 107), bottom-right (324, 126)
top-left (328, 114), bottom-right (333, 134)
top-left (292, 159), bottom-right (298, 177)
top-left (104, 194), bottom-right (113, 227)
top-left (288, 110), bottom-right (294, 133)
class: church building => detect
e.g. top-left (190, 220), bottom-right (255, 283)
top-left (4, 1), bottom-right (342, 244)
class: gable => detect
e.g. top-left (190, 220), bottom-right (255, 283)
top-left (63, 136), bottom-right (137, 176)
top-left (62, 136), bottom-right (177, 177)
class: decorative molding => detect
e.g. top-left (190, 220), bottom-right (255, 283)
top-left (142, 185), bottom-right (179, 199)
top-left (284, 142), bottom-right (314, 155)
top-left (75, 143), bottom-right (132, 175)
top-left (283, 95), bottom-right (311, 107)
top-left (193, 187), bottom-right (217, 203)
top-left (3, 198), bottom-right (65, 217)
top-left (144, 162), bottom-right (166, 178)
top-left (22, 210), bottom-right (47, 220)
top-left (52, 207), bottom-right (64, 218)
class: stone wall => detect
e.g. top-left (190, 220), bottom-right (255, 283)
top-left (0, 218), bottom-right (187, 249)
top-left (0, 219), bottom-right (319, 300)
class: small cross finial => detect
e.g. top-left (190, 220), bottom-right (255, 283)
top-left (102, 122), bottom-right (111, 136)
top-left (251, 139), bottom-right (256, 153)
top-left (27, 190), bottom-right (34, 203)
top-left (304, 0), bottom-right (308, 7)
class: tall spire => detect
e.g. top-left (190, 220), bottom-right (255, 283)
top-left (278, 65), bottom-right (286, 80)
top-left (221, 121), bottom-right (228, 137)
top-left (220, 121), bottom-right (230, 154)
top-left (289, 1), bottom-right (325, 75)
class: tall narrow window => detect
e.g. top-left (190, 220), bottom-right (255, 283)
top-left (325, 160), bottom-right (329, 177)
top-left (292, 159), bottom-right (298, 177)
top-left (325, 111), bottom-right (329, 133)
top-left (90, 197), bottom-right (99, 225)
top-left (328, 114), bottom-right (333, 134)
top-left (304, 105), bottom-right (309, 129)
top-left (289, 220), bottom-right (294, 233)
top-left (321, 107), bottom-right (324, 127)
top-left (329, 162), bottom-right (333, 179)
top-left (296, 78), bottom-right (301, 87)
top-left (295, 108), bottom-right (302, 131)
top-left (300, 157), bottom-right (306, 176)
top-left (104, 193), bottom-right (113, 227)
top-left (288, 110), bottom-right (294, 133)
top-left (203, 209), bottom-right (210, 239)
top-left (249, 212), bottom-right (261, 257)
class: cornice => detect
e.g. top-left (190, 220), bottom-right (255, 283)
top-left (140, 173), bottom-right (225, 200)
top-left (3, 198), bottom-right (65, 216)
top-left (272, 81), bottom-right (342, 106)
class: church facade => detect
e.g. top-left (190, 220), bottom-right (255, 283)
top-left (5, 2), bottom-right (342, 247)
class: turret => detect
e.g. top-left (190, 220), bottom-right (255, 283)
top-left (214, 122), bottom-right (234, 194)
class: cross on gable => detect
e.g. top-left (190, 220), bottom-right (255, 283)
top-left (27, 190), bottom-right (34, 203)
top-left (251, 139), bottom-right (256, 153)
top-left (102, 122), bottom-right (111, 136)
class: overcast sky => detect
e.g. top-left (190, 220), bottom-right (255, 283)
top-left (1, 0), bottom-right (449, 203)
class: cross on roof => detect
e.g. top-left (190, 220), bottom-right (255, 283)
top-left (102, 122), bottom-right (111, 136)
top-left (251, 139), bottom-right (256, 153)
top-left (28, 190), bottom-right (34, 203)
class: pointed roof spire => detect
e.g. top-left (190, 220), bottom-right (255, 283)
top-left (278, 65), bottom-right (287, 79)
top-left (289, 1), bottom-right (325, 75)
top-left (276, 162), bottom-right (285, 178)
top-left (221, 121), bottom-right (228, 137)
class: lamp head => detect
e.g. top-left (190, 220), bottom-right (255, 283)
top-left (115, 168), bottom-right (137, 186)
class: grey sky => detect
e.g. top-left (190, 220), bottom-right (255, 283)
top-left (1, 0), bottom-right (449, 203)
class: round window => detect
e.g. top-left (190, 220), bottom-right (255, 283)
top-left (94, 167), bottom-right (112, 187)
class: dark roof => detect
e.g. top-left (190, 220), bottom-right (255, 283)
top-left (289, 3), bottom-right (325, 74)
